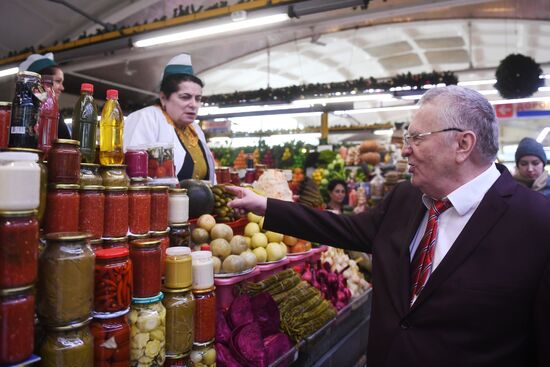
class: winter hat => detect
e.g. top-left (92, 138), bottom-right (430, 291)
top-left (162, 53), bottom-right (193, 80)
top-left (19, 53), bottom-right (58, 73)
top-left (515, 137), bottom-right (547, 165)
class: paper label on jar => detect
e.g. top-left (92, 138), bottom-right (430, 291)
top-left (10, 126), bottom-right (26, 134)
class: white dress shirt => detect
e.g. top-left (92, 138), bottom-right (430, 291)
top-left (409, 164), bottom-right (501, 272)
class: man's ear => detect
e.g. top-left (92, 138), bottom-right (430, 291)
top-left (456, 131), bottom-right (476, 163)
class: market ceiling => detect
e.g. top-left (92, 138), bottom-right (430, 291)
top-left (1, 0), bottom-right (550, 111)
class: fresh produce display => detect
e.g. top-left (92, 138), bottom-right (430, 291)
top-left (244, 212), bottom-right (287, 263)
top-left (321, 247), bottom-right (370, 298)
top-left (179, 179), bottom-right (215, 219)
top-left (297, 177), bottom-right (324, 208)
top-left (212, 184), bottom-right (238, 222)
top-left (300, 261), bottom-right (351, 310)
top-left (252, 169), bottom-right (293, 201)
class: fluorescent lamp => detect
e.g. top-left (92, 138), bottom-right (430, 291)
top-left (538, 86), bottom-right (550, 92)
top-left (200, 103), bottom-right (296, 115)
top-left (134, 13), bottom-right (289, 47)
top-left (458, 79), bottom-right (497, 86)
top-left (0, 67), bottom-right (19, 78)
top-left (537, 127), bottom-right (550, 143)
top-left (399, 94), bottom-right (424, 100)
top-left (335, 104), bottom-right (419, 115)
top-left (374, 129), bottom-right (393, 136)
top-left (293, 93), bottom-right (394, 106)
top-left (477, 89), bottom-right (499, 95)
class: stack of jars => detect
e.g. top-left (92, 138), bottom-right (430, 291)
top-left (190, 251), bottom-right (216, 366)
top-left (168, 188), bottom-right (191, 249)
top-left (0, 151), bottom-right (41, 365)
top-left (163, 247), bottom-right (195, 365)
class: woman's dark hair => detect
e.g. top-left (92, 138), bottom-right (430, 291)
top-left (327, 179), bottom-right (347, 194)
top-left (160, 73), bottom-right (204, 98)
top-left (38, 65), bottom-right (62, 76)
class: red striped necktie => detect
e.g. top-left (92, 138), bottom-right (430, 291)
top-left (410, 199), bottom-right (453, 304)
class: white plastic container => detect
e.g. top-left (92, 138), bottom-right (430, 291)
top-left (191, 251), bottom-right (214, 290)
top-left (168, 188), bottom-right (189, 224)
top-left (0, 152), bottom-right (40, 210)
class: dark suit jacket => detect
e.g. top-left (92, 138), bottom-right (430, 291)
top-left (264, 165), bottom-right (550, 367)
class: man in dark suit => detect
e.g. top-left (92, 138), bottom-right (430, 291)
top-left (228, 85), bottom-right (550, 367)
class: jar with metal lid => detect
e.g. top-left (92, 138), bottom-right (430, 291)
top-left (168, 188), bottom-right (189, 224)
top-left (165, 353), bottom-right (190, 367)
top-left (0, 151), bottom-right (40, 211)
top-left (189, 340), bottom-right (216, 367)
top-left (130, 176), bottom-right (148, 186)
top-left (101, 164), bottom-right (129, 187)
top-left (79, 185), bottom-right (105, 240)
top-left (90, 238), bottom-right (103, 252)
top-left (39, 317), bottom-right (94, 366)
top-left (94, 247), bottom-right (132, 313)
top-left (150, 186), bottom-right (169, 231)
top-left (128, 186), bottom-right (151, 235)
top-left (0, 286), bottom-right (35, 365)
top-left (151, 228), bottom-right (170, 276)
top-left (38, 232), bottom-right (95, 326)
top-left (169, 222), bottom-right (190, 248)
top-left (102, 236), bottom-right (128, 249)
top-left (0, 101), bottom-right (11, 149)
top-left (130, 293), bottom-right (166, 367)
top-left (90, 308), bottom-right (131, 367)
top-left (80, 162), bottom-right (102, 186)
top-left (0, 210), bottom-right (38, 288)
top-left (47, 139), bottom-right (81, 184)
top-left (192, 287), bottom-right (216, 344)
top-left (44, 184), bottom-right (80, 234)
top-left (163, 287), bottom-right (195, 356)
top-left (125, 146), bottom-right (148, 178)
top-left (128, 232), bottom-right (149, 242)
top-left (165, 247), bottom-right (192, 289)
top-left (191, 251), bottom-right (214, 291)
top-left (103, 186), bottom-right (129, 238)
top-left (130, 238), bottom-right (161, 298)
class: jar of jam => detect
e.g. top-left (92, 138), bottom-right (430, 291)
top-left (44, 184), bottom-right (80, 234)
top-left (80, 163), bottom-right (102, 186)
top-left (130, 293), bottom-right (166, 366)
top-left (0, 210), bottom-right (38, 288)
top-left (39, 317), bottom-right (94, 366)
top-left (0, 151), bottom-right (40, 211)
top-left (90, 308), bottom-right (130, 367)
top-left (244, 168), bottom-right (255, 184)
top-left (150, 186), bottom-right (169, 231)
top-left (128, 186), bottom-right (151, 235)
top-left (165, 247), bottom-right (192, 289)
top-left (125, 146), bottom-right (148, 178)
top-left (169, 222), bottom-right (190, 248)
top-left (0, 286), bottom-right (35, 365)
top-left (101, 164), bottom-right (129, 187)
top-left (165, 353), bottom-right (190, 367)
top-left (102, 236), bottom-right (128, 249)
top-left (103, 187), bottom-right (129, 238)
top-left (191, 251), bottom-right (214, 291)
top-left (192, 287), bottom-right (216, 344)
top-left (79, 185), bottom-right (105, 240)
top-left (38, 233), bottom-right (95, 326)
top-left (0, 101), bottom-right (11, 149)
top-left (130, 238), bottom-right (161, 298)
top-left (189, 340), bottom-right (216, 367)
top-left (47, 139), bottom-right (81, 184)
top-left (230, 170), bottom-right (240, 185)
top-left (151, 229), bottom-right (170, 276)
top-left (94, 247), bottom-right (132, 313)
top-left (162, 287), bottom-right (195, 356)
top-left (168, 188), bottom-right (189, 224)
top-left (90, 238), bottom-right (103, 252)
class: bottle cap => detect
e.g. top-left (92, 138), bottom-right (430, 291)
top-left (106, 89), bottom-right (118, 99)
top-left (81, 83), bottom-right (94, 93)
top-left (166, 246), bottom-right (191, 257)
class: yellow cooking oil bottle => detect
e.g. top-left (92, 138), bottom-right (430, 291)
top-left (99, 89), bottom-right (124, 165)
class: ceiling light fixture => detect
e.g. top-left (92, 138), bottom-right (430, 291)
top-left (292, 93), bottom-right (394, 106)
top-left (134, 13), bottom-right (289, 47)
top-left (458, 79), bottom-right (497, 86)
top-left (0, 67), bottom-right (19, 78)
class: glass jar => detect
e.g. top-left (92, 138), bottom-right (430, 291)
top-left (0, 286), bottom-right (35, 365)
top-left (151, 229), bottom-right (170, 277)
top-left (38, 232), bottom-right (95, 326)
top-left (102, 236), bottom-right (128, 249)
top-left (79, 185), bottom-right (105, 240)
top-left (90, 238), bottom-right (103, 252)
top-left (162, 287), bottom-right (195, 356)
top-left (244, 168), bottom-right (255, 184)
top-left (165, 353), bottom-right (190, 367)
top-left (150, 186), bottom-right (169, 232)
top-left (230, 171), bottom-right (240, 185)
top-left (37, 154), bottom-right (47, 223)
top-left (37, 75), bottom-right (59, 160)
top-left (8, 71), bottom-right (43, 149)
top-left (168, 188), bottom-right (189, 224)
top-left (90, 309), bottom-right (131, 367)
top-left (192, 288), bottom-right (216, 344)
top-left (129, 176), bottom-right (148, 186)
top-left (169, 222), bottom-right (190, 248)
top-left (128, 232), bottom-right (149, 242)
top-left (165, 247), bottom-right (192, 290)
top-left (101, 164), bottom-right (129, 187)
top-left (0, 210), bottom-right (38, 288)
top-left (39, 317), bottom-right (94, 366)
top-left (191, 251), bottom-right (214, 291)
top-left (130, 293), bottom-right (166, 367)
top-left (130, 238), bottom-right (161, 298)
top-left (125, 147), bottom-right (148, 178)
top-left (47, 139), bottom-right (81, 184)
top-left (94, 247), bottom-right (132, 313)
top-left (147, 143), bottom-right (175, 179)
top-left (0, 101), bottom-right (12, 149)
top-left (0, 151), bottom-right (40, 211)
top-left (80, 163), bottom-right (102, 186)
top-left (189, 341), bottom-right (216, 367)
top-left (103, 187), bottom-right (129, 238)
top-left (44, 184), bottom-right (80, 234)
top-left (128, 186), bottom-right (151, 235)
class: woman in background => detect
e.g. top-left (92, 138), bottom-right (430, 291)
top-left (325, 179), bottom-right (348, 214)
top-left (513, 137), bottom-right (550, 197)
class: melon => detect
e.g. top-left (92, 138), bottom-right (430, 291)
top-left (179, 179), bottom-right (215, 219)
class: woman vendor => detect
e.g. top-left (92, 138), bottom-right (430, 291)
top-left (124, 53), bottom-right (216, 183)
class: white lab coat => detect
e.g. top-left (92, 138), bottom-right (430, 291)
top-left (124, 106), bottom-right (216, 183)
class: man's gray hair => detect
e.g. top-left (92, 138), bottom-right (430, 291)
top-left (419, 85), bottom-right (499, 163)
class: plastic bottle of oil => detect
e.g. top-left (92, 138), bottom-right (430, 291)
top-left (99, 89), bottom-right (124, 165)
top-left (71, 83), bottom-right (98, 163)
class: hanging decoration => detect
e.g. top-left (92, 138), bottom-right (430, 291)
top-left (494, 53), bottom-right (544, 99)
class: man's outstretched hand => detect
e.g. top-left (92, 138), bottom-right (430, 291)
top-left (226, 186), bottom-right (268, 217)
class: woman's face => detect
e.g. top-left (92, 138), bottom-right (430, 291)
top-left (329, 184), bottom-right (346, 205)
top-left (162, 81), bottom-right (202, 128)
top-left (51, 68), bottom-right (64, 97)
top-left (517, 155), bottom-right (544, 180)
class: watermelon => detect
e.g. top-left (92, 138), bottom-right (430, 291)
top-left (179, 179), bottom-right (215, 218)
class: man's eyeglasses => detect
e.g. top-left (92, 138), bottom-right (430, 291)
top-left (403, 128), bottom-right (464, 146)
